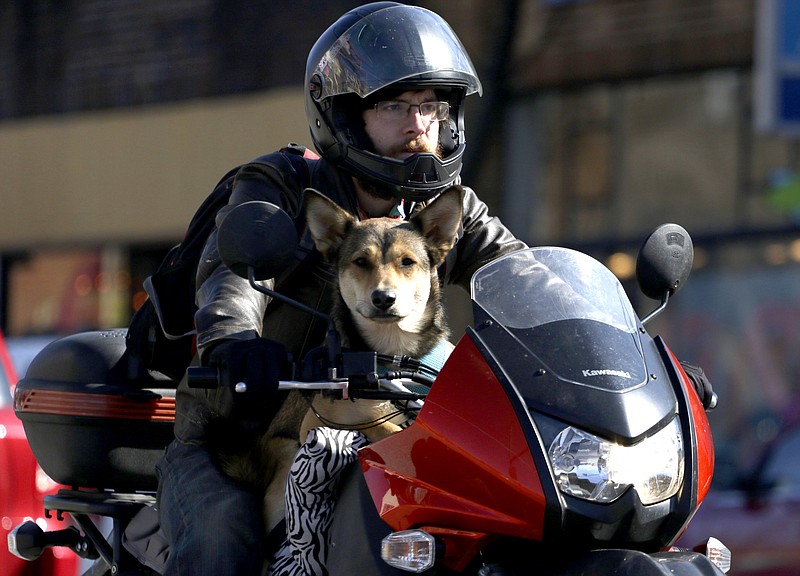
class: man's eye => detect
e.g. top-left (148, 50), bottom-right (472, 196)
top-left (380, 102), bottom-right (402, 113)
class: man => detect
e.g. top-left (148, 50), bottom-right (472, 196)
top-left (156, 3), bottom-right (526, 575)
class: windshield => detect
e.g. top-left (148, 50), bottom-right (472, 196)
top-left (470, 248), bottom-right (646, 393)
top-left (471, 247), bottom-right (639, 333)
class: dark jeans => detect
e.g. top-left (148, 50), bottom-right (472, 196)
top-left (156, 437), bottom-right (265, 575)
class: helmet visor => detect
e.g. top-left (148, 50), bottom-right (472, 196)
top-left (312, 6), bottom-right (482, 101)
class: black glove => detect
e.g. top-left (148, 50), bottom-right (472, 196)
top-left (204, 338), bottom-right (289, 423)
top-left (680, 361), bottom-right (717, 411)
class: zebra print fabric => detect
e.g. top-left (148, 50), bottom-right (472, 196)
top-left (267, 427), bottom-right (369, 576)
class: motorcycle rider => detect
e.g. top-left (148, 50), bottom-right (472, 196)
top-left (156, 3), bottom-right (527, 575)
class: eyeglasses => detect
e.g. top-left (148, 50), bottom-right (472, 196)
top-left (373, 100), bottom-right (450, 121)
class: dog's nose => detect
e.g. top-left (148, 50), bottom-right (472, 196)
top-left (371, 289), bottom-right (397, 311)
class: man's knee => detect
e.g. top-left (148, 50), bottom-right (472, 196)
top-left (157, 440), bottom-right (265, 574)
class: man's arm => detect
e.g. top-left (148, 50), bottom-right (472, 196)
top-left (193, 153), bottom-right (309, 360)
top-left (445, 186), bottom-right (528, 290)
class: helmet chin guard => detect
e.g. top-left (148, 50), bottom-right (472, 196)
top-left (342, 147), bottom-right (463, 203)
top-left (305, 3), bottom-right (481, 202)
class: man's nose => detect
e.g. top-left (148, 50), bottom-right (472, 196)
top-left (404, 106), bottom-right (430, 130)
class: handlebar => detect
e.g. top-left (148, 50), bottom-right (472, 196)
top-left (185, 365), bottom-right (430, 402)
top-left (187, 366), bottom-right (348, 391)
top-left (185, 366), bottom-right (219, 388)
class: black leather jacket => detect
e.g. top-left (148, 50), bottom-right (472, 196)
top-left (175, 149), bottom-right (526, 440)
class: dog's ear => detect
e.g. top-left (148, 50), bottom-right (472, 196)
top-left (412, 185), bottom-right (464, 265)
top-left (303, 188), bottom-right (354, 259)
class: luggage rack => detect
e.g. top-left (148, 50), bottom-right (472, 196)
top-left (45, 488), bottom-right (156, 519)
top-left (11, 489), bottom-right (158, 573)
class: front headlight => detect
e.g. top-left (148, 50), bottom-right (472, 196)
top-left (549, 416), bottom-right (684, 505)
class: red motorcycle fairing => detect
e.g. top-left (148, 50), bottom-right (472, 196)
top-left (359, 331), bottom-right (547, 571)
top-left (670, 347), bottom-right (714, 506)
top-left (662, 343), bottom-right (715, 545)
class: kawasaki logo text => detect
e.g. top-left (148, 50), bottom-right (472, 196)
top-left (582, 369), bottom-right (632, 379)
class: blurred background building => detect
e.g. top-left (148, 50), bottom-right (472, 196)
top-left (1, 0), bottom-right (799, 488)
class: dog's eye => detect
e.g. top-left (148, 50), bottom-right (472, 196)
top-left (353, 257), bottom-right (369, 268)
top-left (401, 257), bottom-right (416, 267)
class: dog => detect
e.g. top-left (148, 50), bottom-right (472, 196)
top-left (300, 185), bottom-right (463, 442)
top-left (215, 184), bottom-right (463, 537)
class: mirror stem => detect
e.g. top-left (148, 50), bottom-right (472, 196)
top-left (247, 267), bottom-right (341, 373)
top-left (641, 290), bottom-right (670, 326)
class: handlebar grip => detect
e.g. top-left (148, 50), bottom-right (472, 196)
top-left (186, 366), bottom-right (219, 389)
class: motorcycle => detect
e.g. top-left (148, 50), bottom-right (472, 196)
top-left (8, 200), bottom-right (730, 575)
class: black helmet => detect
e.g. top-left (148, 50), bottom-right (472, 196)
top-left (305, 2), bottom-right (482, 202)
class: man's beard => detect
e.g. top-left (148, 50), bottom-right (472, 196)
top-left (359, 139), bottom-right (443, 201)
top-left (399, 135), bottom-right (441, 157)
top-left (358, 180), bottom-right (397, 201)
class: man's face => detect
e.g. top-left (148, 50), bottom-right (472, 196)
top-left (362, 89), bottom-right (442, 159)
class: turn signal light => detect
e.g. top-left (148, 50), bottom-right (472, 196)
top-left (381, 529), bottom-right (436, 573)
top-left (671, 536), bottom-right (731, 573)
top-left (703, 537), bottom-right (731, 573)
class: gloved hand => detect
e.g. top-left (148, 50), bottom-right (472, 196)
top-left (203, 338), bottom-right (289, 423)
top-left (680, 361), bottom-right (717, 411)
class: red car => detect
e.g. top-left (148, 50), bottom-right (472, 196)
top-left (1, 330), bottom-right (79, 576)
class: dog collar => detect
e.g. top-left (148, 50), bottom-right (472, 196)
top-left (418, 338), bottom-right (452, 373)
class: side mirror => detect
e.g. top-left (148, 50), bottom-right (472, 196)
top-left (636, 223), bottom-right (693, 300)
top-left (216, 200), bottom-right (342, 371)
top-left (636, 223), bottom-right (693, 324)
top-left (217, 201), bottom-right (298, 280)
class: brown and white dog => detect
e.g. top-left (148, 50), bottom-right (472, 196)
top-left (299, 185), bottom-right (463, 442)
top-left (216, 185), bottom-right (463, 535)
